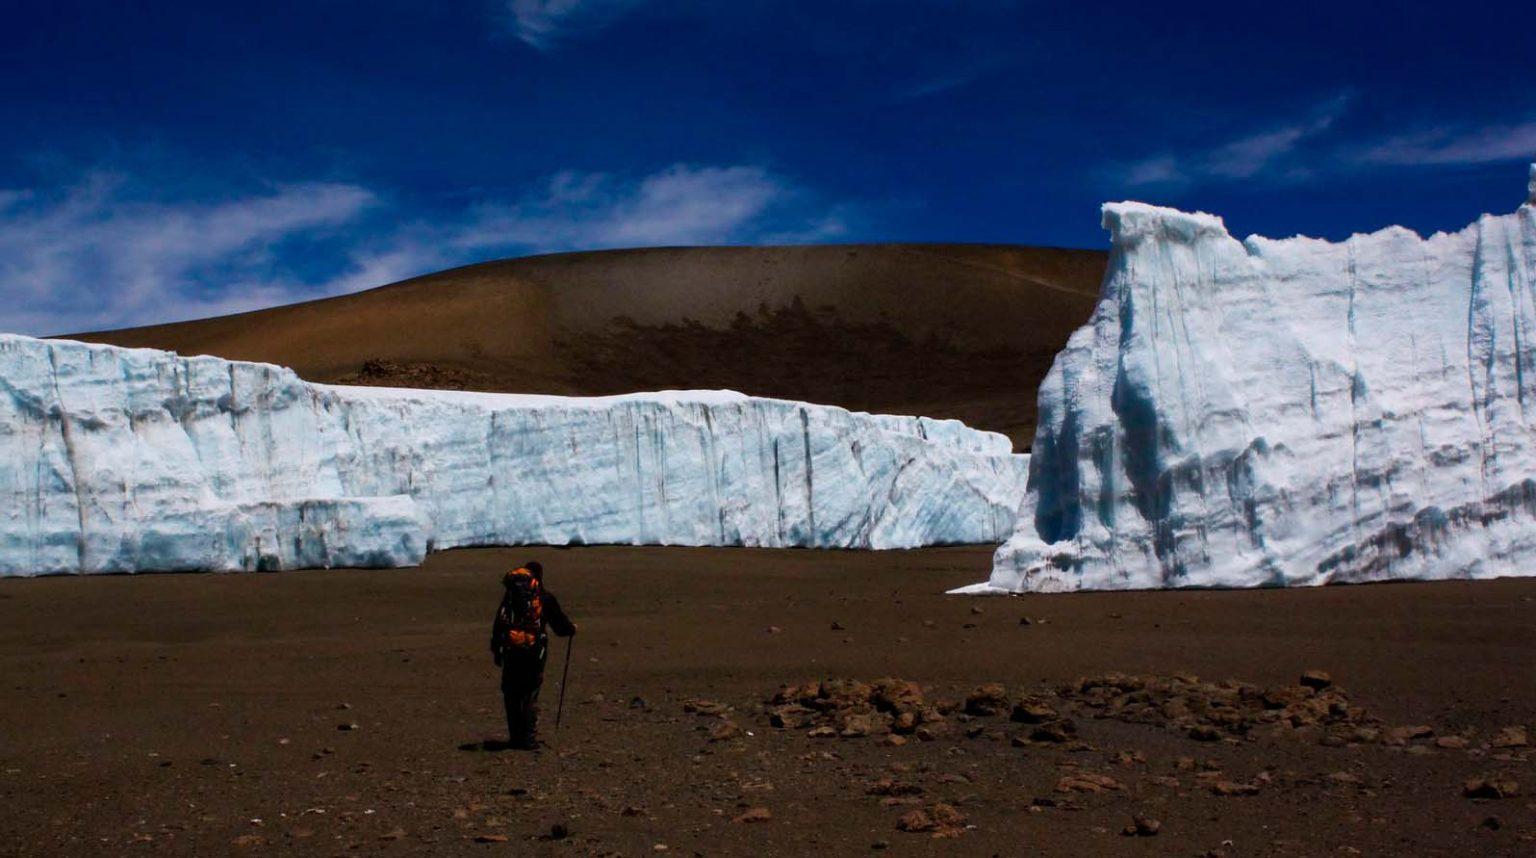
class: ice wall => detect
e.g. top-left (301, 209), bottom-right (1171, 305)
top-left (0, 334), bottom-right (1027, 575)
top-left (961, 165), bottom-right (1536, 593)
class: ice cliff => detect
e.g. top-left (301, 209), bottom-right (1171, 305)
top-left (961, 165), bottom-right (1536, 593)
top-left (0, 335), bottom-right (1027, 575)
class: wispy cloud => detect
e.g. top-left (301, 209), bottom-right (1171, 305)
top-left (1116, 96), bottom-right (1351, 189)
top-left (1112, 97), bottom-right (1536, 194)
top-left (505, 0), bottom-right (642, 50)
top-left (1354, 120), bottom-right (1536, 167)
top-left (0, 163), bottom-right (849, 335)
top-left (454, 164), bottom-right (845, 251)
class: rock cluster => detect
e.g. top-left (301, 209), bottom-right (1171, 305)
top-left (765, 678), bottom-right (952, 741)
top-left (1055, 672), bottom-right (1377, 742)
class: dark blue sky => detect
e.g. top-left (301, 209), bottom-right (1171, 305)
top-left (1, 0), bottom-right (1532, 333)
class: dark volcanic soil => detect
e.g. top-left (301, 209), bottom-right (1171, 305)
top-left (3, 547), bottom-right (1535, 856)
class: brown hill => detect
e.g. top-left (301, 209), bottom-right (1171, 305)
top-left (74, 244), bottom-right (1106, 449)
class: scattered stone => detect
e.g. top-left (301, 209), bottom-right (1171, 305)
top-left (1122, 815), bottom-right (1161, 837)
top-left (964, 684), bottom-right (1008, 717)
top-left (1383, 725), bottom-right (1434, 746)
top-left (733, 807), bottom-right (772, 824)
top-left (1056, 772), bottom-right (1124, 793)
top-left (1491, 726), bottom-right (1528, 749)
top-left (683, 699), bottom-right (730, 717)
top-left (1058, 672), bottom-right (1378, 743)
top-left (1210, 779), bottom-right (1262, 797)
top-left (1028, 721), bottom-right (1076, 744)
top-left (708, 720), bottom-right (744, 742)
top-left (337, 723), bottom-right (360, 732)
top-left (896, 804), bottom-right (966, 835)
top-left (1009, 698), bottom-right (1058, 724)
top-left (1464, 775), bottom-right (1520, 799)
top-left (765, 626), bottom-right (783, 634)
top-left (1299, 670), bottom-right (1333, 690)
top-left (868, 778), bottom-right (924, 797)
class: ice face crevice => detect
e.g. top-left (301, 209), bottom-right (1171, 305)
top-left (0, 334), bottom-right (1028, 575)
top-left (961, 165), bottom-right (1536, 593)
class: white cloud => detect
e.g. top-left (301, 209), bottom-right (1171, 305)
top-left (0, 175), bottom-right (378, 335)
top-left (505, 0), bottom-right (642, 49)
top-left (1354, 121), bottom-right (1536, 167)
top-left (0, 163), bottom-right (847, 335)
top-left (455, 164), bottom-right (843, 251)
top-left (1118, 96), bottom-right (1350, 189)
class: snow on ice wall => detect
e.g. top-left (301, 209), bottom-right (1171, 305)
top-left (961, 165), bottom-right (1536, 593)
top-left (0, 334), bottom-right (1027, 575)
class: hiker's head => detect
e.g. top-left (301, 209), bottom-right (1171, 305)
top-left (504, 561), bottom-right (543, 589)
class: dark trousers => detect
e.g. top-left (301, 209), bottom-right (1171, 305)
top-left (500, 646), bottom-right (547, 747)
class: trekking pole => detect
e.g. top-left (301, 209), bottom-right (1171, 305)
top-left (555, 635), bottom-right (574, 732)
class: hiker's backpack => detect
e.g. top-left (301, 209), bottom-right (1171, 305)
top-left (501, 568), bottom-right (545, 650)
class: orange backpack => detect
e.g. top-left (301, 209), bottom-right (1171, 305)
top-left (501, 567), bottom-right (545, 650)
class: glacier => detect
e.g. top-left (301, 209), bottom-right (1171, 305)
top-left (960, 165), bottom-right (1536, 593)
top-left (0, 334), bottom-right (1027, 575)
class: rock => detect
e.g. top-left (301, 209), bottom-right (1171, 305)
top-left (683, 699), bottom-right (730, 717)
top-left (733, 807), bottom-right (772, 824)
top-left (896, 808), bottom-right (936, 833)
top-left (807, 726), bottom-right (837, 739)
top-left (1188, 725), bottom-right (1221, 742)
top-left (768, 704), bottom-right (813, 729)
top-left (549, 823), bottom-right (570, 839)
top-left (1210, 780), bottom-right (1262, 797)
top-left (474, 834), bottom-right (509, 843)
top-left (970, 605), bottom-right (984, 615)
top-left (1490, 726), bottom-right (1528, 749)
top-left (337, 723), bottom-right (360, 732)
top-left (964, 683), bottom-right (1008, 717)
top-left (1480, 816), bottom-right (1502, 830)
top-left (1435, 736), bottom-right (1471, 750)
top-left (881, 735), bottom-right (908, 747)
top-left (841, 712), bottom-right (885, 738)
top-left (765, 626), bottom-right (783, 634)
top-left (1299, 670), bottom-right (1333, 690)
top-left (1464, 775), bottom-right (1520, 799)
top-left (1056, 773), bottom-right (1124, 793)
top-left (1029, 721), bottom-right (1076, 744)
top-left (871, 839), bottom-right (890, 849)
top-left (892, 712), bottom-right (918, 734)
top-left (1122, 816), bottom-right (1161, 837)
top-left (1010, 698), bottom-right (1058, 724)
top-left (708, 720), bottom-right (744, 742)
top-left (1326, 772), bottom-right (1363, 786)
top-left (379, 828), bottom-right (406, 841)
top-left (1382, 725), bottom-right (1434, 746)
top-left (867, 777), bottom-right (923, 797)
top-left (831, 621), bottom-right (847, 631)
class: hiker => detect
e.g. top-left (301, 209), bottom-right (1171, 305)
top-left (491, 561), bottom-right (576, 750)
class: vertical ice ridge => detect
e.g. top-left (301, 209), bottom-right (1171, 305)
top-left (967, 166), bottom-right (1536, 593)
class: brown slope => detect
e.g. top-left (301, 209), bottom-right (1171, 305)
top-left (74, 243), bottom-right (1106, 448)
